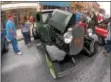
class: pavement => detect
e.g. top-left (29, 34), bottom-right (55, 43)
top-left (1, 40), bottom-right (110, 82)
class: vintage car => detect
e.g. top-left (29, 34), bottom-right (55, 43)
top-left (31, 9), bottom-right (98, 79)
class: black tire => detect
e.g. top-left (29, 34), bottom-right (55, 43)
top-left (88, 41), bottom-right (98, 57)
top-left (98, 36), bottom-right (105, 45)
top-left (3, 38), bottom-right (9, 52)
top-left (32, 27), bottom-right (38, 40)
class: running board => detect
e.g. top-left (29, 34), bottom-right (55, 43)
top-left (57, 67), bottom-right (75, 77)
top-left (53, 60), bottom-right (75, 78)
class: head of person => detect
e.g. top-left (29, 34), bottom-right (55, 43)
top-left (8, 14), bottom-right (14, 21)
top-left (24, 16), bottom-right (27, 22)
top-left (29, 16), bottom-right (35, 23)
top-left (95, 12), bottom-right (99, 16)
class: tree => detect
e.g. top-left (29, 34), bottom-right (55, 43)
top-left (99, 8), bottom-right (105, 15)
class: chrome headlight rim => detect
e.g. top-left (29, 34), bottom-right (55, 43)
top-left (63, 32), bottom-right (73, 44)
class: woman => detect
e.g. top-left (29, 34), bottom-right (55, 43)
top-left (21, 16), bottom-right (31, 45)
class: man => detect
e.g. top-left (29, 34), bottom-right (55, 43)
top-left (89, 12), bottom-right (98, 33)
top-left (103, 22), bottom-right (111, 56)
top-left (97, 13), bottom-right (104, 23)
top-left (75, 10), bottom-right (83, 24)
top-left (6, 14), bottom-right (22, 55)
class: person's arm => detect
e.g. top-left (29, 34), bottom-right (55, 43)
top-left (9, 23), bottom-right (16, 38)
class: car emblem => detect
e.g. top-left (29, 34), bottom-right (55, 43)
top-left (73, 37), bottom-right (82, 47)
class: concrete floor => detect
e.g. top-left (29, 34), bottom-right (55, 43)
top-left (1, 40), bottom-right (110, 82)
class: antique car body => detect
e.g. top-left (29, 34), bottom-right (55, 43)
top-left (31, 9), bottom-right (98, 79)
top-left (32, 9), bottom-right (53, 39)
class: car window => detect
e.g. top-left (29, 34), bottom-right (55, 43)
top-left (36, 14), bottom-right (41, 22)
top-left (42, 13), bottom-right (51, 23)
top-left (34, 23), bottom-right (37, 27)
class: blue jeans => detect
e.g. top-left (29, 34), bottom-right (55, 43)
top-left (11, 38), bottom-right (20, 53)
top-left (22, 32), bottom-right (31, 45)
top-left (104, 40), bottom-right (111, 53)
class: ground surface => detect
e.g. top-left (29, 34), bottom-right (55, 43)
top-left (1, 40), bottom-right (110, 82)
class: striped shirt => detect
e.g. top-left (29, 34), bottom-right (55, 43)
top-left (21, 22), bottom-right (30, 33)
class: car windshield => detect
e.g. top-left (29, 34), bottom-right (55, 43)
top-left (42, 13), bottom-right (51, 23)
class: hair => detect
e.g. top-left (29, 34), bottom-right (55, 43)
top-left (7, 12), bottom-right (13, 19)
top-left (24, 16), bottom-right (27, 21)
top-left (21, 20), bottom-right (25, 25)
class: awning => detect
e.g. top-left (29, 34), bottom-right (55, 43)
top-left (40, 2), bottom-right (71, 7)
top-left (1, 3), bottom-right (40, 11)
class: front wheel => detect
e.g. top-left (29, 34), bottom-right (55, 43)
top-left (88, 41), bottom-right (98, 57)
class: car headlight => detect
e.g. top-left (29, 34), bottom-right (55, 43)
top-left (63, 32), bottom-right (73, 44)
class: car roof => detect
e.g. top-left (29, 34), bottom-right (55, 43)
top-left (40, 9), bottom-right (55, 13)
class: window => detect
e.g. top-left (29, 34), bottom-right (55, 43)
top-left (42, 13), bottom-right (51, 23)
top-left (36, 14), bottom-right (41, 22)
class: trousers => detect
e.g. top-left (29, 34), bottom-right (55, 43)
top-left (22, 32), bottom-right (31, 45)
top-left (104, 40), bottom-right (111, 53)
top-left (11, 38), bottom-right (20, 53)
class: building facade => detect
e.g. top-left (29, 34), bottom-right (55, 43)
top-left (1, 2), bottom-right (40, 29)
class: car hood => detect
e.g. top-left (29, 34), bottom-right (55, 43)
top-left (48, 9), bottom-right (75, 33)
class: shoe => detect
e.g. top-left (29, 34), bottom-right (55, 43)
top-left (27, 43), bottom-right (32, 48)
top-left (16, 52), bottom-right (23, 55)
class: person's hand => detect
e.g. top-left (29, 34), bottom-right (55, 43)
top-left (14, 35), bottom-right (16, 39)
